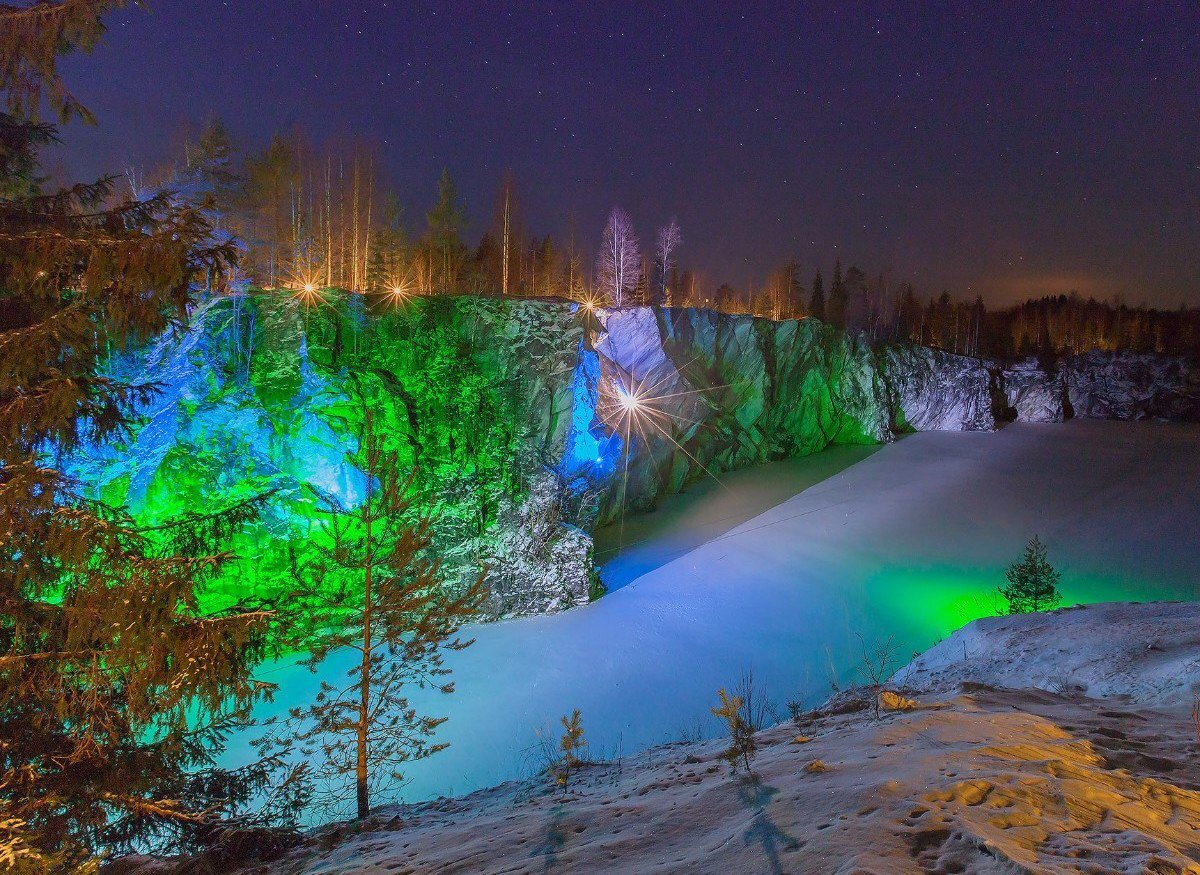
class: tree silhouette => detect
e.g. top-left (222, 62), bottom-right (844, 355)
top-left (999, 535), bottom-right (1063, 614)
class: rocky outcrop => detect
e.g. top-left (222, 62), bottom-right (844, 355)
top-left (880, 345), bottom-right (995, 432)
top-left (587, 308), bottom-right (891, 525)
top-left (1062, 351), bottom-right (1200, 422)
top-left (996, 352), bottom-right (1200, 424)
top-left (999, 358), bottom-right (1064, 423)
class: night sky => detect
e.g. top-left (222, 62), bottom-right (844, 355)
top-left (57, 2), bottom-right (1200, 306)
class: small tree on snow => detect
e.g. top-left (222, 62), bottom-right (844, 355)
top-left (712, 688), bottom-right (757, 776)
top-left (282, 407), bottom-right (487, 819)
top-left (596, 206), bottom-right (642, 307)
top-left (999, 535), bottom-right (1062, 614)
top-left (554, 709), bottom-right (586, 788)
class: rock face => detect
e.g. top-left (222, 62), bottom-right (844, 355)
top-left (999, 358), bottom-right (1064, 423)
top-left (587, 308), bottom-right (892, 525)
top-left (880, 345), bottom-right (995, 432)
top-left (62, 293), bottom-right (1200, 617)
top-left (996, 352), bottom-right (1200, 424)
top-left (1062, 350), bottom-right (1200, 422)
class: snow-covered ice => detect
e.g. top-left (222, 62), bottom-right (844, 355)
top-left (228, 420), bottom-right (1200, 812)
top-left (212, 601), bottom-right (1200, 875)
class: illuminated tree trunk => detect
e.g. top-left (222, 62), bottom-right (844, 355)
top-left (356, 491), bottom-right (373, 820)
top-left (362, 154), bottom-right (373, 294)
top-left (502, 188), bottom-right (510, 296)
top-left (326, 157), bottom-right (333, 287)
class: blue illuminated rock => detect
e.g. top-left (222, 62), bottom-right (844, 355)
top-left (62, 292), bottom-right (1199, 617)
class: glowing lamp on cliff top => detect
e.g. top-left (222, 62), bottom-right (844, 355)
top-left (381, 280), bottom-right (412, 308)
top-left (288, 270), bottom-right (326, 305)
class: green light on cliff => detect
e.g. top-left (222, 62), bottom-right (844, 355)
top-left (70, 291), bottom-right (909, 616)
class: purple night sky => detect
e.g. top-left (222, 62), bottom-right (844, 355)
top-left (57, 1), bottom-right (1200, 306)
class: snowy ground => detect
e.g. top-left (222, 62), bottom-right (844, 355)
top-left (226, 420), bottom-right (1200, 815)
top-left (592, 444), bottom-right (879, 591)
top-left (202, 602), bottom-right (1200, 874)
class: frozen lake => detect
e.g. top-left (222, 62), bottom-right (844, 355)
top-left (230, 420), bottom-right (1200, 813)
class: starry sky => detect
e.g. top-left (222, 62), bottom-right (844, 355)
top-left (56, 1), bottom-right (1200, 306)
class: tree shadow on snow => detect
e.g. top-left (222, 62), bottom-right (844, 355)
top-left (738, 781), bottom-right (803, 874)
top-left (530, 804), bottom-right (569, 872)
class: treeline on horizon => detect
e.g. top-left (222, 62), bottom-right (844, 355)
top-left (152, 118), bottom-right (1200, 363)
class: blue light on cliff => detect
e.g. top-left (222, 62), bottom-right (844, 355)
top-left (560, 344), bottom-right (621, 490)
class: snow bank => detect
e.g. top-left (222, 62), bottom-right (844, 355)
top-left (895, 601), bottom-right (1200, 707)
top-left (197, 601), bottom-right (1200, 875)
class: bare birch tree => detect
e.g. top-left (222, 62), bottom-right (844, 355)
top-left (654, 217), bottom-right (682, 306)
top-left (596, 206), bottom-right (641, 307)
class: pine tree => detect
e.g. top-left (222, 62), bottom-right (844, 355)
top-left (999, 535), bottom-right (1063, 614)
top-left (711, 688), bottom-right (757, 776)
top-left (809, 270), bottom-right (825, 321)
top-left (554, 709), bottom-right (586, 788)
top-left (281, 405), bottom-right (487, 820)
top-left (827, 259), bottom-right (847, 328)
top-left (1, 2), bottom-right (288, 868)
top-left (426, 168), bottom-right (466, 293)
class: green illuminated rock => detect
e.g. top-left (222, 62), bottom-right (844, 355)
top-left (64, 292), bottom-right (991, 618)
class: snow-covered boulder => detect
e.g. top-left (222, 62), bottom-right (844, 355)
top-left (894, 601), bottom-right (1200, 707)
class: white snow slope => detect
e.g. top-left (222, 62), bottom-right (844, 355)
top-left (193, 602), bottom-right (1200, 875)
top-left (227, 420), bottom-right (1200, 813)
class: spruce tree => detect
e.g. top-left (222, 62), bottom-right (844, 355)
top-left (241, 133), bottom-right (296, 287)
top-left (367, 192), bottom-right (408, 294)
top-left (1, 3), bottom-right (287, 868)
top-left (999, 535), bottom-right (1063, 614)
top-left (189, 115), bottom-right (240, 206)
top-left (426, 168), bottom-right (466, 292)
top-left (809, 270), bottom-right (825, 321)
top-left (827, 259), bottom-right (847, 328)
